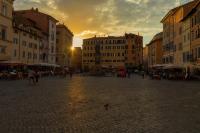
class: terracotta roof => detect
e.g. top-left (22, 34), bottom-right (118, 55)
top-left (182, 0), bottom-right (200, 20)
top-left (13, 14), bottom-right (38, 28)
top-left (56, 24), bottom-right (73, 36)
top-left (147, 32), bottom-right (163, 46)
top-left (151, 32), bottom-right (163, 42)
top-left (14, 8), bottom-right (59, 23)
top-left (161, 0), bottom-right (198, 23)
top-left (84, 36), bottom-right (125, 41)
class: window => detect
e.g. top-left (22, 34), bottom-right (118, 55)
top-left (196, 30), bottom-right (199, 39)
top-left (34, 44), bottom-right (37, 49)
top-left (163, 58), bottom-right (165, 64)
top-left (195, 48), bottom-right (198, 59)
top-left (29, 43), bottom-right (32, 48)
top-left (184, 35), bottom-right (186, 42)
top-left (22, 41), bottom-right (26, 46)
top-left (188, 33), bottom-right (190, 40)
top-left (13, 38), bottom-right (18, 44)
top-left (51, 31), bottom-right (54, 41)
top-left (198, 47), bottom-right (200, 58)
top-left (192, 18), bottom-right (194, 27)
top-left (14, 49), bottom-right (17, 57)
top-left (170, 56), bottom-right (174, 63)
top-left (0, 27), bottom-right (7, 40)
top-left (28, 52), bottom-right (32, 59)
top-left (1, 4), bottom-right (7, 16)
top-left (34, 36), bottom-right (37, 40)
top-left (51, 46), bottom-right (54, 53)
top-left (179, 27), bottom-right (182, 35)
top-left (33, 53), bottom-right (37, 59)
top-left (23, 32), bottom-right (27, 36)
top-left (23, 51), bottom-right (25, 58)
top-left (179, 43), bottom-right (183, 50)
top-left (191, 31), bottom-right (194, 41)
top-left (183, 53), bottom-right (186, 63)
top-left (0, 47), bottom-right (6, 54)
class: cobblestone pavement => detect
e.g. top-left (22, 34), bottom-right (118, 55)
top-left (0, 75), bottom-right (200, 133)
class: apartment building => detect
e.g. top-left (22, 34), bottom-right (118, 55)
top-left (82, 34), bottom-right (143, 70)
top-left (143, 46), bottom-right (148, 71)
top-left (0, 0), bottom-right (14, 61)
top-left (161, 1), bottom-right (196, 65)
top-left (12, 14), bottom-right (42, 65)
top-left (147, 32), bottom-right (163, 68)
top-left (185, 1), bottom-right (200, 66)
top-left (125, 33), bottom-right (143, 67)
top-left (182, 15), bottom-right (191, 67)
top-left (15, 8), bottom-right (58, 64)
top-left (56, 24), bottom-right (73, 67)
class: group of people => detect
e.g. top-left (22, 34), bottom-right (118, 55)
top-left (28, 70), bottom-right (40, 84)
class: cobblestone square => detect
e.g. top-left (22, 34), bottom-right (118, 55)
top-left (0, 76), bottom-right (200, 133)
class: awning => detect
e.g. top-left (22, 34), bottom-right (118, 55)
top-left (31, 63), bottom-right (60, 67)
top-left (163, 64), bottom-right (185, 69)
top-left (0, 61), bottom-right (26, 66)
top-left (191, 64), bottom-right (200, 69)
top-left (151, 64), bottom-right (165, 68)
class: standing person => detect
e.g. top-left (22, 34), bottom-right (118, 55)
top-left (142, 71), bottom-right (145, 79)
top-left (69, 70), bottom-right (73, 78)
top-left (28, 69), bottom-right (35, 84)
top-left (50, 70), bottom-right (54, 76)
top-left (35, 70), bottom-right (40, 83)
top-left (127, 69), bottom-right (131, 78)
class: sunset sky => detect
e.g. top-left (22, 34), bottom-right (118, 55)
top-left (14, 0), bottom-right (190, 47)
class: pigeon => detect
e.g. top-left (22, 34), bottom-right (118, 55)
top-left (104, 104), bottom-right (109, 111)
